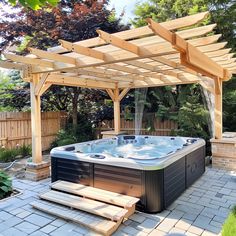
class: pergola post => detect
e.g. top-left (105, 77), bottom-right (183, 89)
top-left (25, 73), bottom-right (50, 181)
top-left (30, 74), bottom-right (42, 163)
top-left (113, 87), bottom-right (121, 134)
top-left (102, 88), bottom-right (130, 138)
top-left (214, 78), bottom-right (223, 139)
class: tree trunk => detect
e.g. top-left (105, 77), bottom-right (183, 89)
top-left (72, 87), bottom-right (79, 126)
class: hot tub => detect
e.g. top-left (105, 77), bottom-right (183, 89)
top-left (51, 135), bottom-right (205, 213)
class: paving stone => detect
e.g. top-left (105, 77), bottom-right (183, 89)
top-left (203, 224), bottom-right (221, 234)
top-left (0, 211), bottom-right (12, 221)
top-left (148, 229), bottom-right (166, 236)
top-left (218, 188), bottom-right (232, 195)
top-left (129, 213), bottom-right (146, 223)
top-left (2, 216), bottom-right (22, 227)
top-left (210, 220), bottom-right (222, 228)
top-left (169, 227), bottom-right (186, 234)
top-left (212, 215), bottom-right (226, 224)
top-left (9, 208), bottom-right (24, 215)
top-left (31, 232), bottom-right (48, 236)
top-left (120, 225), bottom-right (139, 235)
top-left (0, 222), bottom-right (12, 232)
top-left (40, 224), bottom-right (57, 234)
top-left (188, 225), bottom-right (204, 235)
top-left (25, 213), bottom-right (53, 227)
top-left (15, 221), bottom-right (40, 234)
top-left (202, 230), bottom-right (220, 236)
top-left (51, 218), bottom-right (67, 227)
top-left (1, 227), bottom-right (28, 236)
top-left (17, 210), bottom-right (32, 219)
top-left (182, 213), bottom-right (198, 221)
top-left (135, 218), bottom-right (158, 233)
top-left (157, 210), bottom-right (184, 233)
top-left (175, 219), bottom-right (192, 231)
top-left (193, 215), bottom-right (212, 229)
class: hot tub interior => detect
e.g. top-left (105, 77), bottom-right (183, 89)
top-left (61, 135), bottom-right (199, 160)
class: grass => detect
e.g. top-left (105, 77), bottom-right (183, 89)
top-left (222, 206), bottom-right (236, 236)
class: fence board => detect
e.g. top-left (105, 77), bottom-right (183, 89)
top-left (0, 111), bottom-right (67, 151)
top-left (98, 113), bottom-right (178, 137)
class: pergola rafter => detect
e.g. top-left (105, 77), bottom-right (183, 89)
top-left (0, 11), bottom-right (235, 166)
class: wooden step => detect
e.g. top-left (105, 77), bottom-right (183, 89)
top-left (31, 200), bottom-right (122, 236)
top-left (51, 180), bottom-right (139, 208)
top-left (39, 190), bottom-right (128, 221)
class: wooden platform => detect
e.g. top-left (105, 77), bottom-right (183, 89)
top-left (33, 181), bottom-right (139, 235)
top-left (40, 190), bottom-right (128, 221)
top-left (31, 200), bottom-right (122, 236)
top-left (51, 180), bottom-right (139, 208)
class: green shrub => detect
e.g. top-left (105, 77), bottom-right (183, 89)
top-left (18, 143), bottom-right (32, 157)
top-left (52, 117), bottom-right (95, 148)
top-left (0, 147), bottom-right (20, 162)
top-left (0, 171), bottom-right (13, 200)
top-left (222, 206), bottom-right (236, 236)
top-left (0, 144), bottom-right (31, 162)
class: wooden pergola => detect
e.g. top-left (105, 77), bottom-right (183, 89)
top-left (0, 12), bottom-right (235, 165)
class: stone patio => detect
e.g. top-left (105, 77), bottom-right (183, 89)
top-left (0, 167), bottom-right (235, 236)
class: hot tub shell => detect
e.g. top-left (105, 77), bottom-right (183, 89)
top-left (51, 136), bottom-right (205, 213)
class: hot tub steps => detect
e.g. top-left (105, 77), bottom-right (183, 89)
top-left (39, 190), bottom-right (128, 221)
top-left (51, 180), bottom-right (139, 209)
top-left (31, 200), bottom-right (121, 236)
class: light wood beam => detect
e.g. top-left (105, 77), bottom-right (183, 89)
top-left (114, 86), bottom-right (121, 133)
top-left (118, 88), bottom-right (130, 101)
top-left (214, 78), bottom-right (222, 139)
top-left (3, 53), bottom-right (54, 68)
top-left (48, 12), bottom-right (209, 53)
top-left (60, 40), bottom-right (112, 61)
top-left (46, 74), bottom-right (116, 89)
top-left (97, 30), bottom-right (140, 55)
top-left (35, 73), bottom-right (49, 96)
top-left (147, 18), bottom-right (231, 81)
top-left (0, 61), bottom-right (24, 70)
top-left (30, 74), bottom-right (42, 164)
top-left (106, 89), bottom-right (115, 101)
top-left (29, 48), bottom-right (76, 65)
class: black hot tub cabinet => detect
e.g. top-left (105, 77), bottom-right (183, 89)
top-left (50, 135), bottom-right (205, 213)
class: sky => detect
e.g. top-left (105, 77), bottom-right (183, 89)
top-left (108, 0), bottom-right (146, 24)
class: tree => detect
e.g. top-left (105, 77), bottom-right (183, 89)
top-left (0, 0), bottom-right (129, 125)
top-left (3, 0), bottom-right (59, 10)
top-left (132, 0), bottom-right (236, 134)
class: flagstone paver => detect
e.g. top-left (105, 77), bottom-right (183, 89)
top-left (0, 167), bottom-right (235, 235)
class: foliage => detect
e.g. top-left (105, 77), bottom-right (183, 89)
top-left (0, 144), bottom-right (31, 162)
top-left (0, 0), bottom-right (129, 53)
top-left (0, 147), bottom-right (19, 162)
top-left (5, 0), bottom-right (59, 10)
top-left (0, 171), bottom-right (12, 200)
top-left (18, 143), bottom-right (32, 157)
top-left (51, 113), bottom-right (95, 147)
top-left (132, 0), bottom-right (236, 134)
top-left (222, 205), bottom-right (236, 236)
top-left (0, 0), bottom-right (130, 126)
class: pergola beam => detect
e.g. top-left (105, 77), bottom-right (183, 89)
top-left (147, 19), bottom-right (231, 81)
top-left (29, 47), bottom-right (77, 65)
top-left (3, 53), bottom-right (54, 68)
top-left (47, 73), bottom-right (117, 89)
top-left (0, 61), bottom-right (25, 70)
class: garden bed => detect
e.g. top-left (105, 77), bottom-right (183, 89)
top-left (0, 188), bottom-right (22, 202)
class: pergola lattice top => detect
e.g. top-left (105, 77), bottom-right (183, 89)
top-left (0, 11), bottom-right (235, 94)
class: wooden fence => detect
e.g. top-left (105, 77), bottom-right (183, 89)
top-left (0, 111), bottom-right (67, 151)
top-left (97, 113), bottom-right (178, 137)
